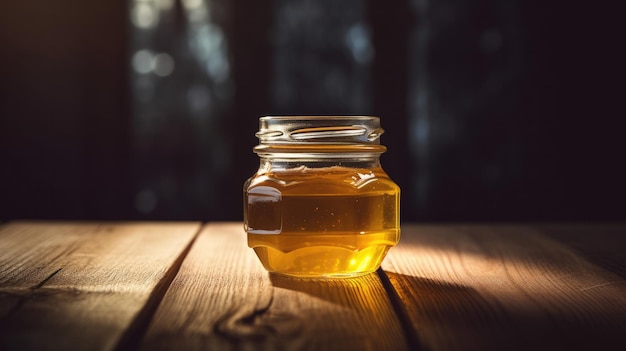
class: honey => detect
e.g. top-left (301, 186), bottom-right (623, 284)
top-left (244, 116), bottom-right (400, 278)
top-left (245, 166), bottom-right (399, 277)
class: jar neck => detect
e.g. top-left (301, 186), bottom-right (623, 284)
top-left (258, 155), bottom-right (382, 171)
top-left (252, 116), bottom-right (387, 171)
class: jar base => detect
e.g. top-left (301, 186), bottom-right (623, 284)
top-left (268, 270), bottom-right (376, 279)
top-left (251, 244), bottom-right (393, 278)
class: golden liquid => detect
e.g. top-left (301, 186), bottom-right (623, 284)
top-left (244, 166), bottom-right (400, 278)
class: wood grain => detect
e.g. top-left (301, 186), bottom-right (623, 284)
top-left (381, 224), bottom-right (626, 351)
top-left (140, 222), bottom-right (408, 351)
top-left (0, 221), bottom-right (201, 351)
top-left (539, 223), bottom-right (626, 279)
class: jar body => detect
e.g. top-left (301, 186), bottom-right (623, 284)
top-left (244, 162), bottom-right (399, 278)
top-left (244, 117), bottom-right (400, 278)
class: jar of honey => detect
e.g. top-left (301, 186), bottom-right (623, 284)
top-left (244, 116), bottom-right (400, 278)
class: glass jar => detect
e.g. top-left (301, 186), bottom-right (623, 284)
top-left (243, 116), bottom-right (400, 278)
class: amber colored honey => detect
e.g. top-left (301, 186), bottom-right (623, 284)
top-left (244, 166), bottom-right (400, 277)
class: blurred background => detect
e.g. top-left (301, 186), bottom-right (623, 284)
top-left (1, 0), bottom-right (623, 223)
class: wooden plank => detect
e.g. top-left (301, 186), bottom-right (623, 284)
top-left (0, 222), bottom-right (98, 288)
top-left (381, 224), bottom-right (626, 351)
top-left (140, 222), bottom-right (408, 351)
top-left (0, 221), bottom-right (201, 351)
top-left (539, 223), bottom-right (626, 279)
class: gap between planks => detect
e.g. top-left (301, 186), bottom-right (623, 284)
top-left (114, 224), bottom-right (204, 351)
top-left (0, 221), bottom-right (203, 351)
top-left (376, 267), bottom-right (422, 351)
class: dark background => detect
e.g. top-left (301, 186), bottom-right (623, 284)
top-left (1, 0), bottom-right (623, 223)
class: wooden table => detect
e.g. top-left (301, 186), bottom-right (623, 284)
top-left (1, 222), bottom-right (625, 351)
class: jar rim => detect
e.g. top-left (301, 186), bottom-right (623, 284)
top-left (256, 116), bottom-right (384, 145)
top-left (260, 115), bottom-right (380, 121)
